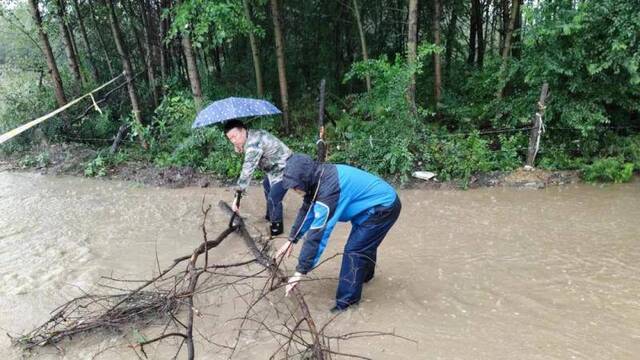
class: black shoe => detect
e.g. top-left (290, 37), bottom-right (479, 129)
top-left (270, 221), bottom-right (283, 236)
top-left (330, 306), bottom-right (347, 314)
top-left (364, 271), bottom-right (375, 283)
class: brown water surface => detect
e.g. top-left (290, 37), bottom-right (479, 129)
top-left (1, 172), bottom-right (639, 359)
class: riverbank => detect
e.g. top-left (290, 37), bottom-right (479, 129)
top-left (0, 142), bottom-right (583, 190)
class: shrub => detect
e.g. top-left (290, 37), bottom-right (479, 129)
top-left (421, 131), bottom-right (493, 187)
top-left (582, 157), bottom-right (634, 183)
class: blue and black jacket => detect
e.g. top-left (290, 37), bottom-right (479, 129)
top-left (282, 154), bottom-right (397, 274)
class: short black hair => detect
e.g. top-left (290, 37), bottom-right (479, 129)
top-left (223, 119), bottom-right (247, 134)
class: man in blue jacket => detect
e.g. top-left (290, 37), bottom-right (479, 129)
top-left (276, 153), bottom-right (401, 312)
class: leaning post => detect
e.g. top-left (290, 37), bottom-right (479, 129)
top-left (526, 82), bottom-right (549, 167)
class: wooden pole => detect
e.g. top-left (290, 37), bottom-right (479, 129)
top-left (317, 79), bottom-right (326, 162)
top-left (526, 82), bottom-right (549, 167)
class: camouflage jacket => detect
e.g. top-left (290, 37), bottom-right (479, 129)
top-left (237, 129), bottom-right (292, 190)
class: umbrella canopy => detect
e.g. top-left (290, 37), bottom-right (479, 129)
top-left (191, 97), bottom-right (282, 129)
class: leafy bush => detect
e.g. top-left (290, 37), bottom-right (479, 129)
top-left (582, 157), bottom-right (634, 183)
top-left (18, 151), bottom-right (50, 168)
top-left (538, 144), bottom-right (585, 170)
top-left (84, 154), bottom-right (108, 177)
top-left (421, 131), bottom-right (493, 187)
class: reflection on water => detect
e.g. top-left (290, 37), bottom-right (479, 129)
top-left (1, 172), bottom-right (639, 359)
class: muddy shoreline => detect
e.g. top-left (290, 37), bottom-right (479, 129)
top-left (0, 142), bottom-right (582, 190)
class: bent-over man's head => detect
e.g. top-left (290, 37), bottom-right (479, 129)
top-left (224, 120), bottom-right (247, 153)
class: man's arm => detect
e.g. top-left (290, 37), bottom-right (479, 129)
top-left (288, 194), bottom-right (313, 241)
top-left (236, 146), bottom-right (263, 190)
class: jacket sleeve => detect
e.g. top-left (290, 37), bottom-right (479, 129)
top-left (236, 144), bottom-right (263, 190)
top-left (295, 186), bottom-right (340, 274)
top-left (288, 194), bottom-right (314, 242)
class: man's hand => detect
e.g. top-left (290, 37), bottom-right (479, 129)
top-left (275, 241), bottom-right (294, 260)
top-left (285, 272), bottom-right (303, 296)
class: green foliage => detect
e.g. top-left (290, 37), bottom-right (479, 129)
top-left (539, 145), bottom-right (585, 170)
top-left (18, 150), bottom-right (50, 168)
top-left (582, 157), bottom-right (634, 183)
top-left (421, 132), bottom-right (493, 187)
top-left (0, 67), bottom-right (60, 153)
top-left (522, 0), bottom-right (640, 136)
top-left (599, 133), bottom-right (640, 169)
top-left (84, 154), bottom-right (108, 177)
top-left (147, 91), bottom-right (242, 177)
top-left (492, 134), bottom-right (526, 171)
top-left (2, 0), bottom-right (640, 188)
top-left (167, 0), bottom-right (251, 46)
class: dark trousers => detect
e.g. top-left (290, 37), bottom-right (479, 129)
top-left (262, 177), bottom-right (287, 223)
top-left (335, 196), bottom-right (402, 309)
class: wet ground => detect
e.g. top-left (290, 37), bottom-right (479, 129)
top-left (1, 171), bottom-right (639, 359)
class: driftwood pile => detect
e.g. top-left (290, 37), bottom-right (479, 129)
top-left (11, 199), bottom-right (406, 359)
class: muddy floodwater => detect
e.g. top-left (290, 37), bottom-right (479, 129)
top-left (1, 171), bottom-right (639, 359)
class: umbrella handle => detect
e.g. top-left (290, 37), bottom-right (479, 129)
top-left (229, 190), bottom-right (243, 228)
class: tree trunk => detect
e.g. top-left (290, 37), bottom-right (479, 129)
top-left (105, 0), bottom-right (147, 148)
top-left (512, 0), bottom-right (523, 59)
top-left (500, 0), bottom-right (509, 55)
top-left (352, 0), bottom-right (371, 92)
top-left (212, 44), bottom-right (222, 79)
top-left (467, 0), bottom-right (477, 65)
top-left (88, 0), bottom-right (115, 77)
top-left (475, 0), bottom-right (484, 67)
top-left (243, 0), bottom-right (264, 97)
top-left (28, 0), bottom-right (67, 108)
top-left (444, 0), bottom-right (458, 80)
top-left (270, 0), bottom-right (290, 133)
top-left (72, 0), bottom-right (99, 82)
top-left (467, 0), bottom-right (483, 67)
top-left (496, 0), bottom-right (520, 99)
top-left (433, 0), bottom-right (442, 106)
top-left (55, 0), bottom-right (83, 84)
top-left (123, 0), bottom-right (149, 83)
top-left (140, 0), bottom-right (159, 106)
top-left (159, 0), bottom-right (169, 87)
top-left (407, 0), bottom-right (418, 111)
top-left (181, 32), bottom-right (204, 111)
top-left (489, 0), bottom-right (499, 55)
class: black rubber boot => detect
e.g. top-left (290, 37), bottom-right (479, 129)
top-left (270, 221), bottom-right (283, 236)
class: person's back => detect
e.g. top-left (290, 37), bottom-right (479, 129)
top-left (334, 164), bottom-right (396, 222)
top-left (244, 129), bottom-right (292, 186)
top-left (278, 153), bottom-right (401, 312)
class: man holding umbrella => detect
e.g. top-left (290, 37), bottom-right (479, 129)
top-left (192, 97), bottom-right (292, 236)
top-left (224, 119), bottom-right (291, 236)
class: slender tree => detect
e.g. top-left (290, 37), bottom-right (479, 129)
top-left (104, 0), bottom-right (146, 148)
top-left (158, 0), bottom-right (169, 85)
top-left (27, 0), bottom-right (67, 108)
top-left (181, 31), bottom-right (204, 110)
top-left (54, 0), bottom-right (83, 84)
top-left (139, 0), bottom-right (159, 106)
top-left (352, 0), bottom-right (371, 92)
top-left (407, 0), bottom-right (418, 111)
top-left (270, 0), bottom-right (290, 132)
top-left (512, 0), bottom-right (523, 59)
top-left (496, 0), bottom-right (520, 99)
top-left (467, 0), bottom-right (484, 67)
top-left (87, 0), bottom-right (115, 77)
top-left (243, 0), bottom-right (264, 97)
top-left (467, 0), bottom-right (477, 65)
top-left (433, 0), bottom-right (442, 105)
top-left (444, 0), bottom-right (459, 79)
top-left (71, 0), bottom-right (99, 82)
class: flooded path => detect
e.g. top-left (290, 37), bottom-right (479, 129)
top-left (1, 171), bottom-right (639, 359)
